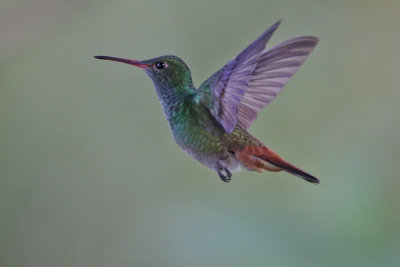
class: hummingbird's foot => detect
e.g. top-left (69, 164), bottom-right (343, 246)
top-left (217, 166), bottom-right (232, 183)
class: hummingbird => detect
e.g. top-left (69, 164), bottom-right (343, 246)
top-left (95, 20), bottom-right (320, 184)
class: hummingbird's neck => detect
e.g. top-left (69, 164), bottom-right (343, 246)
top-left (153, 83), bottom-right (197, 123)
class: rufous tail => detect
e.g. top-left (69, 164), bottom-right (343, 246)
top-left (235, 146), bottom-right (319, 184)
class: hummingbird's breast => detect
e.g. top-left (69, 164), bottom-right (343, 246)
top-left (167, 100), bottom-right (230, 169)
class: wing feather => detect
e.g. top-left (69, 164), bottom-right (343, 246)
top-left (197, 21), bottom-right (318, 132)
top-left (198, 20), bottom-right (282, 132)
top-left (237, 36), bottom-right (318, 129)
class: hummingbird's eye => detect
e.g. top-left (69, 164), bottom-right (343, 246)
top-left (155, 61), bottom-right (167, 70)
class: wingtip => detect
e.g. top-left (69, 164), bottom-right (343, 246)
top-left (306, 36), bottom-right (320, 45)
top-left (270, 19), bottom-right (282, 31)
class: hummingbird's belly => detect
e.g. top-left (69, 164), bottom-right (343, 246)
top-left (171, 122), bottom-right (240, 172)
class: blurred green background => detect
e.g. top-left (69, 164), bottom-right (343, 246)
top-left (1, 0), bottom-right (400, 266)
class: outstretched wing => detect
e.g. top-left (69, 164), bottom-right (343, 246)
top-left (197, 21), bottom-right (318, 133)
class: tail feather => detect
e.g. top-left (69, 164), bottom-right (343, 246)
top-left (236, 146), bottom-right (320, 184)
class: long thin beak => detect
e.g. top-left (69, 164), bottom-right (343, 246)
top-left (94, 55), bottom-right (149, 68)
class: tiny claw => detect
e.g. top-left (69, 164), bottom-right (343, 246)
top-left (217, 166), bottom-right (232, 183)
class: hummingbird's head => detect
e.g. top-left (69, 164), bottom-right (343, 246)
top-left (94, 55), bottom-right (193, 90)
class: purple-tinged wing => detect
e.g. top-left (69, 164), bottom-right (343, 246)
top-left (197, 21), bottom-right (318, 133)
top-left (237, 36), bottom-right (319, 129)
top-left (198, 20), bottom-right (281, 133)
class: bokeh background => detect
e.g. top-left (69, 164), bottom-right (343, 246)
top-left (1, 0), bottom-right (400, 266)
